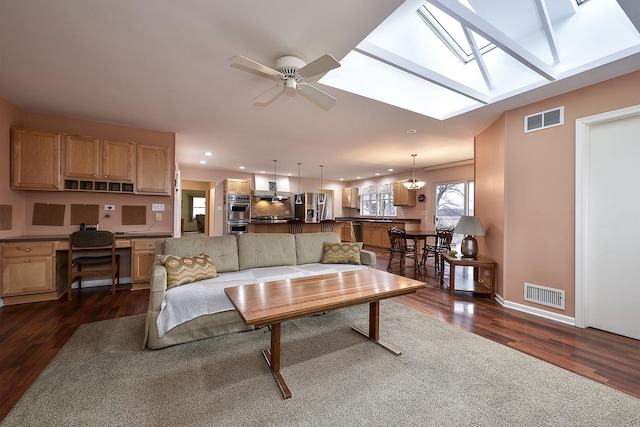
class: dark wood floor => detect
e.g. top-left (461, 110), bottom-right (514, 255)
top-left (1, 247), bottom-right (638, 421)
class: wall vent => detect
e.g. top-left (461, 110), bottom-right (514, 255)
top-left (524, 282), bottom-right (565, 310)
top-left (524, 106), bottom-right (564, 133)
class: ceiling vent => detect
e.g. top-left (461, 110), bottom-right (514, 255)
top-left (524, 106), bottom-right (564, 133)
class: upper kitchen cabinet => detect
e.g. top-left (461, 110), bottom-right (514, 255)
top-left (224, 178), bottom-right (250, 194)
top-left (393, 180), bottom-right (416, 207)
top-left (136, 144), bottom-right (171, 195)
top-left (64, 135), bottom-right (134, 182)
top-left (11, 128), bottom-right (62, 191)
top-left (342, 187), bottom-right (358, 208)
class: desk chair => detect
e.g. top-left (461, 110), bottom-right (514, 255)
top-left (287, 219), bottom-right (305, 234)
top-left (387, 227), bottom-right (416, 273)
top-left (421, 227), bottom-right (453, 270)
top-left (67, 230), bottom-right (120, 300)
top-left (320, 219), bottom-right (336, 232)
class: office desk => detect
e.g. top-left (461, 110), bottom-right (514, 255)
top-left (0, 233), bottom-right (171, 305)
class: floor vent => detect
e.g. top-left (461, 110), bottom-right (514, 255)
top-left (524, 106), bottom-right (564, 133)
top-left (524, 282), bottom-right (565, 310)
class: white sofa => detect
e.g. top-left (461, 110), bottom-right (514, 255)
top-left (144, 232), bottom-right (376, 349)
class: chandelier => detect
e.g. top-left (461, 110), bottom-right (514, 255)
top-left (403, 154), bottom-right (425, 190)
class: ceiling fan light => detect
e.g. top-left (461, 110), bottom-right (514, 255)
top-left (285, 77), bottom-right (297, 91)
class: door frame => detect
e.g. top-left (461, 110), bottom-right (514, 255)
top-left (574, 104), bottom-right (640, 328)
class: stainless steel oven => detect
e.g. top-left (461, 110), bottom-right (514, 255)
top-left (226, 222), bottom-right (249, 235)
top-left (226, 194), bottom-right (251, 222)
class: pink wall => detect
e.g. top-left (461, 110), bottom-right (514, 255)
top-left (475, 115), bottom-right (506, 296)
top-left (477, 70), bottom-right (640, 317)
top-left (0, 98), bottom-right (176, 237)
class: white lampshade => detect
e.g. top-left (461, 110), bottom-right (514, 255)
top-left (454, 216), bottom-right (485, 236)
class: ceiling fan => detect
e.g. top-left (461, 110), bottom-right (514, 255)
top-left (230, 54), bottom-right (341, 108)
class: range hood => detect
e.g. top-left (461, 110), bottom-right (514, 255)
top-left (252, 190), bottom-right (294, 201)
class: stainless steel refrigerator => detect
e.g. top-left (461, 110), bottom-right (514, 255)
top-left (294, 192), bottom-right (332, 222)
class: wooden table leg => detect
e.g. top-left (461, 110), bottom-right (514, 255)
top-left (261, 323), bottom-right (292, 399)
top-left (352, 301), bottom-right (402, 356)
top-left (449, 263), bottom-right (456, 297)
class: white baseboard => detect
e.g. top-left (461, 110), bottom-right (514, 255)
top-left (69, 277), bottom-right (133, 289)
top-left (495, 293), bottom-right (576, 326)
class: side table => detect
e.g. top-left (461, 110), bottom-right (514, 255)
top-left (440, 253), bottom-right (495, 299)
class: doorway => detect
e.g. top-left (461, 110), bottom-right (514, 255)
top-left (576, 104), bottom-right (640, 340)
top-left (181, 179), bottom-right (216, 236)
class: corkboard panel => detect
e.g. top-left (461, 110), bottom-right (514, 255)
top-left (122, 205), bottom-right (146, 225)
top-left (0, 205), bottom-right (12, 230)
top-left (70, 204), bottom-right (100, 225)
top-left (33, 203), bottom-right (65, 226)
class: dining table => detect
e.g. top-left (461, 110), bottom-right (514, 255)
top-left (405, 230), bottom-right (437, 271)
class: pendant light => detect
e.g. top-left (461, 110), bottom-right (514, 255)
top-left (272, 160), bottom-right (279, 202)
top-left (403, 154), bottom-right (425, 190)
top-left (319, 165), bottom-right (325, 203)
top-left (297, 162), bottom-right (301, 194)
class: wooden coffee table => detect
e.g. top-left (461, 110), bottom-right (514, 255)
top-left (224, 268), bottom-right (425, 399)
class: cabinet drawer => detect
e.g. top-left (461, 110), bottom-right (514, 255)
top-left (132, 239), bottom-right (158, 251)
top-left (2, 242), bottom-right (54, 258)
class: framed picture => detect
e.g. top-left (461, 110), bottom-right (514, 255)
top-left (269, 181), bottom-right (277, 191)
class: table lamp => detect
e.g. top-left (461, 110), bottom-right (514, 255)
top-left (454, 216), bottom-right (485, 259)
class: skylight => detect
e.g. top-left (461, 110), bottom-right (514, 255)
top-left (320, 0), bottom-right (640, 120)
top-left (417, 3), bottom-right (495, 64)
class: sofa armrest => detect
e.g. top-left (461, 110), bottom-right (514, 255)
top-left (149, 263), bottom-right (168, 312)
top-left (360, 249), bottom-right (376, 267)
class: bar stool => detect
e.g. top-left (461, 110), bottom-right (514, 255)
top-left (287, 219), bottom-right (305, 234)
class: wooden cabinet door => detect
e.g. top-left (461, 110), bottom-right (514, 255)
top-left (102, 139), bottom-right (134, 181)
top-left (393, 180), bottom-right (416, 206)
top-left (370, 225), bottom-right (382, 247)
top-left (64, 135), bottom-right (100, 179)
top-left (1, 256), bottom-right (54, 296)
top-left (11, 129), bottom-right (62, 190)
top-left (238, 180), bottom-right (250, 193)
top-left (132, 239), bottom-right (157, 283)
top-left (136, 144), bottom-right (170, 195)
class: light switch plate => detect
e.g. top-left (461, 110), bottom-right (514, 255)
top-left (152, 204), bottom-right (164, 212)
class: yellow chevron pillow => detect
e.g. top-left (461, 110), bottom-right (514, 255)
top-left (157, 253), bottom-right (219, 289)
top-left (321, 242), bottom-right (362, 265)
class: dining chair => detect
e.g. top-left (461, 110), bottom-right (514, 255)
top-left (287, 219), bottom-right (305, 234)
top-left (387, 226), bottom-right (416, 273)
top-left (421, 227), bottom-right (454, 270)
top-left (320, 219), bottom-right (336, 232)
top-left (67, 230), bottom-right (120, 300)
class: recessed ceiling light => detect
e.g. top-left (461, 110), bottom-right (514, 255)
top-left (356, 176), bottom-right (361, 179)
top-left (406, 129), bottom-right (417, 134)
top-left (204, 152), bottom-right (212, 156)
top-left (388, 168), bottom-right (394, 172)
top-left (239, 166), bottom-right (245, 169)
top-left (260, 170), bottom-right (265, 174)
top-left (375, 173), bottom-right (380, 176)
top-left (200, 160), bottom-right (206, 164)
top-left (339, 178), bottom-right (344, 181)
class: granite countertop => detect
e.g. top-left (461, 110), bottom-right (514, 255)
top-left (0, 232), bottom-right (173, 243)
top-left (335, 217), bottom-right (421, 224)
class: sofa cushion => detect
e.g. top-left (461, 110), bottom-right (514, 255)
top-left (162, 235), bottom-right (239, 273)
top-left (157, 253), bottom-right (219, 289)
top-left (237, 233), bottom-right (296, 270)
top-left (295, 232), bottom-right (341, 265)
top-left (321, 242), bottom-right (362, 265)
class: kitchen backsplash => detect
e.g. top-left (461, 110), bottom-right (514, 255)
top-left (251, 199), bottom-right (294, 218)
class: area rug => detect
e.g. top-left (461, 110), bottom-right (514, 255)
top-left (3, 301), bottom-right (639, 426)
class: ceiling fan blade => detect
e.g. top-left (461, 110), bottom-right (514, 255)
top-left (298, 54), bottom-right (341, 79)
top-left (254, 84), bottom-right (284, 105)
top-left (230, 55), bottom-right (281, 78)
top-left (298, 83), bottom-right (337, 108)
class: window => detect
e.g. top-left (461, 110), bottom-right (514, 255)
top-left (191, 196), bottom-right (206, 220)
top-left (434, 180), bottom-right (474, 249)
top-left (359, 184), bottom-right (397, 217)
top-left (417, 3), bottom-right (496, 64)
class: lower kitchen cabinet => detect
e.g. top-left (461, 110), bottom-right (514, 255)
top-left (132, 238), bottom-right (158, 284)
